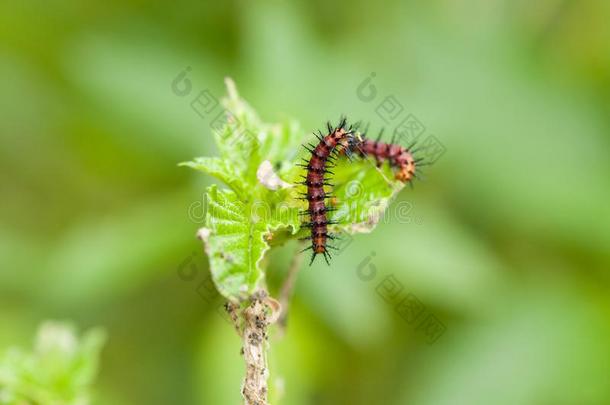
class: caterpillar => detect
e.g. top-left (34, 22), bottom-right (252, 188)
top-left (297, 120), bottom-right (424, 265)
top-left (296, 118), bottom-right (358, 265)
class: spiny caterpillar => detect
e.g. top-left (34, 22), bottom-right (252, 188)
top-left (296, 118), bottom-right (358, 265)
top-left (297, 118), bottom-right (424, 265)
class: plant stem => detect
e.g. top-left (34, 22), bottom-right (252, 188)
top-left (227, 291), bottom-right (279, 405)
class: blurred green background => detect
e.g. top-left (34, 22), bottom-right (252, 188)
top-left (1, 0), bottom-right (610, 404)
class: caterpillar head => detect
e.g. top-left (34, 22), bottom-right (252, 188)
top-left (341, 131), bottom-right (364, 158)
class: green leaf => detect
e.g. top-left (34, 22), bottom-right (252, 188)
top-left (199, 185), bottom-right (298, 300)
top-left (327, 158), bottom-right (404, 233)
top-left (182, 80), bottom-right (304, 300)
top-left (179, 157), bottom-right (248, 198)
